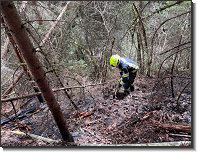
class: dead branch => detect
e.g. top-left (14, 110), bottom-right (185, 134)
top-left (176, 80), bottom-right (191, 107)
top-left (151, 119), bottom-right (191, 133)
top-left (159, 41), bottom-right (191, 55)
top-left (1, 83), bottom-right (106, 102)
top-left (1, 70), bottom-right (25, 99)
top-left (140, 111), bottom-right (158, 121)
top-left (1, 131), bottom-right (59, 144)
top-left (151, 11), bottom-right (190, 48)
top-left (157, 46), bottom-right (191, 78)
top-left (39, 1), bottom-right (71, 47)
top-left (166, 113), bottom-right (172, 123)
top-left (169, 133), bottom-right (191, 138)
top-left (120, 1), bottom-right (184, 42)
top-left (82, 128), bottom-right (103, 141)
top-left (161, 75), bottom-right (191, 80)
top-left (144, 1), bottom-right (184, 19)
top-left (74, 111), bottom-right (94, 119)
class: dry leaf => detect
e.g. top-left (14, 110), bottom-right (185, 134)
top-left (86, 117), bottom-right (90, 123)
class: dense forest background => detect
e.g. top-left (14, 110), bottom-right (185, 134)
top-left (1, 1), bottom-right (192, 146)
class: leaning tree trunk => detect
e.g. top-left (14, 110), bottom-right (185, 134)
top-left (1, 1), bottom-right (73, 142)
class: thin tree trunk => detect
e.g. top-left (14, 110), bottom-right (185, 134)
top-left (137, 31), bottom-right (142, 74)
top-left (1, 1), bottom-right (73, 142)
top-left (170, 35), bottom-right (182, 98)
top-left (133, 3), bottom-right (150, 76)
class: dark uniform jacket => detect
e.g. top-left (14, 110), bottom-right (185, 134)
top-left (118, 58), bottom-right (139, 87)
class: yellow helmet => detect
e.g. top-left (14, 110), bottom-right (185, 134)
top-left (110, 55), bottom-right (120, 67)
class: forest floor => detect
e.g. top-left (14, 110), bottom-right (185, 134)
top-left (1, 76), bottom-right (191, 147)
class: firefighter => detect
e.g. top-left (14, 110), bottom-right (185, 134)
top-left (110, 54), bottom-right (139, 95)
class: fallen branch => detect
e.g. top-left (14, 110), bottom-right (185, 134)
top-left (1, 104), bottom-right (47, 126)
top-left (1, 130), bottom-right (59, 144)
top-left (74, 111), bottom-right (94, 119)
top-left (84, 118), bottom-right (102, 125)
top-left (169, 133), bottom-right (191, 138)
top-left (140, 111), bottom-right (158, 121)
top-left (151, 119), bottom-right (191, 133)
top-left (1, 83), bottom-right (106, 102)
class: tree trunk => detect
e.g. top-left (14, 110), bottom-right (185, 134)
top-left (133, 2), bottom-right (150, 76)
top-left (1, 1), bottom-right (73, 142)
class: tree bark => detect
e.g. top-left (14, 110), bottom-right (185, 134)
top-left (1, 1), bottom-right (73, 142)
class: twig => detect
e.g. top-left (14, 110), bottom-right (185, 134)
top-left (169, 133), bottom-right (191, 138)
top-left (82, 128), bottom-right (103, 141)
top-left (176, 80), bottom-right (191, 108)
top-left (140, 111), bottom-right (158, 121)
top-left (1, 70), bottom-right (25, 99)
top-left (84, 118), bottom-right (102, 125)
top-left (74, 111), bottom-right (94, 119)
top-left (159, 41), bottom-right (191, 55)
top-left (166, 113), bottom-right (172, 123)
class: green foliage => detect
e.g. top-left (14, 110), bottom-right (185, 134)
top-left (67, 40), bottom-right (97, 69)
top-left (45, 68), bottom-right (60, 74)
top-left (181, 1), bottom-right (191, 6)
top-left (77, 59), bottom-right (87, 69)
top-left (165, 1), bottom-right (174, 6)
top-left (19, 63), bottom-right (27, 66)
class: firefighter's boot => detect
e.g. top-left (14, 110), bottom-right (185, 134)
top-left (124, 89), bottom-right (130, 96)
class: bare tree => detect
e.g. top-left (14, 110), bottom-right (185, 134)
top-left (1, 1), bottom-right (73, 142)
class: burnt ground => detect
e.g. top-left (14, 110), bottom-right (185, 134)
top-left (1, 76), bottom-right (191, 146)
